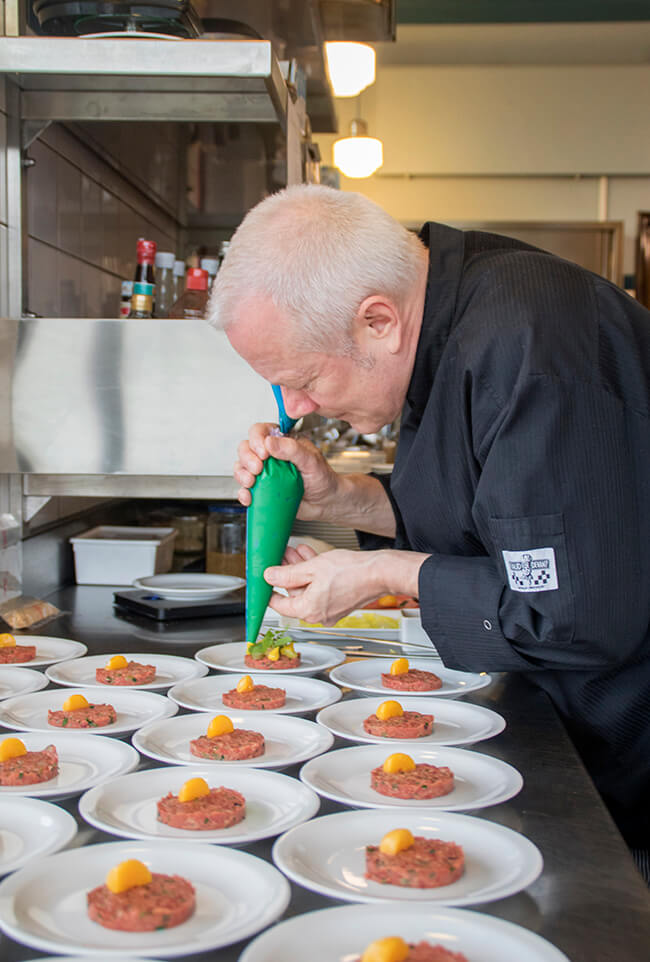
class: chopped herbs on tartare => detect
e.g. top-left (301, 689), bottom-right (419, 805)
top-left (246, 628), bottom-right (298, 662)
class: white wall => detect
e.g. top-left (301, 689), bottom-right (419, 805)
top-left (317, 65), bottom-right (650, 275)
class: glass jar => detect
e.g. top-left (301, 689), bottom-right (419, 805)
top-left (169, 514), bottom-right (205, 554)
top-left (205, 505), bottom-right (245, 578)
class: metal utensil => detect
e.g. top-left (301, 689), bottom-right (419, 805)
top-left (341, 646), bottom-right (440, 659)
top-left (279, 624), bottom-right (436, 654)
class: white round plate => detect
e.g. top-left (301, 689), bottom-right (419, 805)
top-left (0, 666), bottom-right (48, 700)
top-left (316, 696), bottom-right (505, 747)
top-left (300, 744), bottom-right (523, 812)
top-left (0, 796), bottom-right (77, 876)
top-left (133, 573), bottom-right (245, 600)
top-left (0, 839), bottom-right (290, 958)
top-left (24, 958), bottom-right (160, 962)
top-left (0, 731), bottom-right (139, 799)
top-left (46, 652), bottom-right (208, 690)
top-left (0, 636), bottom-right (87, 668)
top-left (79, 765), bottom-right (320, 845)
top-left (24, 958), bottom-right (161, 962)
top-left (132, 711), bottom-right (333, 770)
top-left (272, 809), bottom-right (543, 906)
top-left (0, 687), bottom-right (178, 736)
top-left (168, 672), bottom-right (341, 715)
top-left (239, 903), bottom-right (570, 962)
top-left (329, 658), bottom-right (491, 698)
top-left (195, 641), bottom-right (345, 676)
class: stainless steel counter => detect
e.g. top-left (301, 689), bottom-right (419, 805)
top-left (1, 586), bottom-right (649, 962)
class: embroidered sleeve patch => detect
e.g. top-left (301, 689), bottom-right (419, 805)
top-left (502, 547), bottom-right (559, 592)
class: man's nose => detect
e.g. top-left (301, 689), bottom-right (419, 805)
top-left (281, 387), bottom-right (318, 418)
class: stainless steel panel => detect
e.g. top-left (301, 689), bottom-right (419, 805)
top-left (5, 80), bottom-right (22, 319)
top-left (1, 317), bottom-right (276, 477)
top-left (0, 37), bottom-right (288, 128)
top-left (23, 474), bottom-right (238, 498)
top-left (22, 90), bottom-right (279, 124)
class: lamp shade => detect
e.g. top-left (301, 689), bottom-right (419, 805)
top-left (333, 118), bottom-right (383, 179)
top-left (325, 41), bottom-right (376, 98)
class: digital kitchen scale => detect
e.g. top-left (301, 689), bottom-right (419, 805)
top-left (113, 588), bottom-right (244, 621)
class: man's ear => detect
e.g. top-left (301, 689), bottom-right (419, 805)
top-left (356, 295), bottom-right (402, 353)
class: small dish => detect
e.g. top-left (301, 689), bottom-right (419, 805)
top-left (168, 672), bottom-right (341, 716)
top-left (0, 840), bottom-right (290, 957)
top-left (0, 687), bottom-right (177, 736)
top-left (195, 641), bottom-right (345, 676)
top-left (0, 666), bottom-right (49, 700)
top-left (272, 808), bottom-right (543, 906)
top-left (133, 573), bottom-right (245, 600)
top-left (329, 659), bottom-right (491, 699)
top-left (132, 711), bottom-right (333, 770)
top-left (79, 765), bottom-right (320, 845)
top-left (46, 652), bottom-right (207, 691)
top-left (0, 796), bottom-right (77, 875)
top-left (299, 744), bottom-right (523, 811)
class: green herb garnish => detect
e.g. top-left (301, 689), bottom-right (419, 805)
top-left (249, 627), bottom-right (293, 658)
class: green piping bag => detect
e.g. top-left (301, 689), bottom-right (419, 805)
top-left (245, 456), bottom-right (304, 643)
top-left (245, 384), bottom-right (303, 644)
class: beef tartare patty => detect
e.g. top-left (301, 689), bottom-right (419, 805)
top-left (366, 836), bottom-right (464, 888)
top-left (0, 644), bottom-right (36, 664)
top-left (0, 744), bottom-right (58, 785)
top-left (87, 873), bottom-right (195, 931)
top-left (48, 703), bottom-right (116, 728)
top-left (244, 652), bottom-right (302, 670)
top-left (222, 684), bottom-right (286, 710)
top-left (363, 710), bottom-right (433, 739)
top-left (157, 785), bottom-right (246, 830)
top-left (356, 943), bottom-right (468, 962)
top-left (371, 763), bottom-right (454, 800)
top-left (381, 669), bottom-right (442, 692)
top-left (95, 661), bottom-right (156, 686)
top-left (190, 728), bottom-right (265, 761)
top-left (405, 943), bottom-right (468, 962)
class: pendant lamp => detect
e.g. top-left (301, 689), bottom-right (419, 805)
top-left (325, 42), bottom-right (376, 98)
top-left (333, 118), bottom-right (383, 179)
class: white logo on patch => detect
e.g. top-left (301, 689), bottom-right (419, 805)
top-left (502, 547), bottom-right (558, 593)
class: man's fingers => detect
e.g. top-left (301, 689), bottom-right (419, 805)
top-left (233, 461), bottom-right (258, 490)
top-left (248, 422), bottom-right (278, 459)
top-left (283, 546), bottom-right (304, 566)
top-left (267, 592), bottom-right (304, 618)
top-left (264, 562), bottom-right (312, 589)
top-left (266, 435), bottom-right (321, 476)
top-left (294, 543), bottom-right (318, 562)
top-left (236, 486), bottom-right (252, 507)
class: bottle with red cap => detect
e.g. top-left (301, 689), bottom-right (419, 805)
top-left (133, 238), bottom-right (157, 301)
top-left (168, 267), bottom-right (210, 319)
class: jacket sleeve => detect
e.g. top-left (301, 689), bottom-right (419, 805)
top-left (423, 374), bottom-right (650, 673)
top-left (355, 471), bottom-right (406, 551)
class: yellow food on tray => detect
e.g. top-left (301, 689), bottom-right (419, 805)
top-left (299, 613), bottom-right (399, 629)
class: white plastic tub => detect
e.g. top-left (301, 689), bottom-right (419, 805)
top-left (69, 525), bottom-right (177, 585)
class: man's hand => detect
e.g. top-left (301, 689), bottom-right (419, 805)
top-left (234, 423), bottom-right (339, 519)
top-left (265, 544), bottom-right (429, 624)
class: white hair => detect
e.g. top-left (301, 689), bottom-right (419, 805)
top-left (206, 185), bottom-right (425, 354)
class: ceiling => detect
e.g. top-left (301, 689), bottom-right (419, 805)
top-left (396, 0), bottom-right (650, 24)
top-left (377, 21), bottom-right (650, 66)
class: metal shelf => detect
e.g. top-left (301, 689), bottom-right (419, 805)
top-left (0, 37), bottom-right (289, 130)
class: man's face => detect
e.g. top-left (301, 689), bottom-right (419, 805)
top-left (227, 296), bottom-right (404, 432)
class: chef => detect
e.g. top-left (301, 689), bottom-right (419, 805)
top-left (207, 184), bottom-right (650, 877)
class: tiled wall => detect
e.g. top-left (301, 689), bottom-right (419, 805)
top-left (25, 121), bottom-right (186, 318)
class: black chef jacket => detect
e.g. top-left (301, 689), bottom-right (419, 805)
top-left (369, 223), bottom-right (650, 845)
